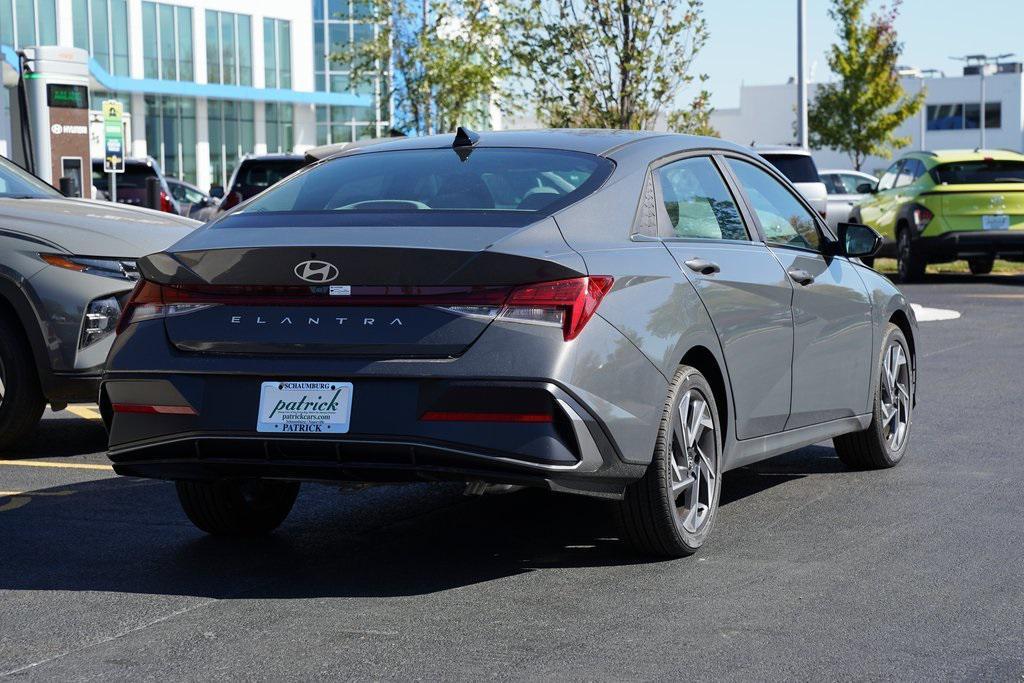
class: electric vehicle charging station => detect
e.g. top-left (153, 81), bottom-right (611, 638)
top-left (8, 46), bottom-right (91, 198)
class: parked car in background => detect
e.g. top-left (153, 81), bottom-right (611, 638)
top-left (756, 146), bottom-right (828, 220)
top-left (166, 178), bottom-right (219, 221)
top-left (0, 155), bottom-right (196, 449)
top-left (851, 149), bottom-right (1024, 281)
top-left (216, 154), bottom-right (309, 214)
top-left (103, 130), bottom-right (916, 558)
top-left (92, 157), bottom-right (183, 215)
top-left (820, 169), bottom-right (878, 228)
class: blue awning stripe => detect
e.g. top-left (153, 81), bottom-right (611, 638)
top-left (2, 45), bottom-right (372, 108)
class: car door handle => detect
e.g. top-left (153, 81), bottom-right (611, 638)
top-left (787, 268), bottom-right (815, 286)
top-left (683, 258), bottom-right (721, 275)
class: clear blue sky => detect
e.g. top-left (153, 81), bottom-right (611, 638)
top-left (694, 0), bottom-right (1024, 109)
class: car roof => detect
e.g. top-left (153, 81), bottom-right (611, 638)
top-left (820, 169), bottom-right (877, 177)
top-left (334, 129), bottom-right (668, 156)
top-left (908, 149), bottom-right (1024, 165)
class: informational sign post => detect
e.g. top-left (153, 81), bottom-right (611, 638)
top-left (102, 100), bottom-right (125, 202)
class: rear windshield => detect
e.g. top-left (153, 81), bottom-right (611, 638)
top-left (232, 159), bottom-right (308, 196)
top-left (761, 154), bottom-right (821, 183)
top-left (237, 148), bottom-right (612, 222)
top-left (92, 163), bottom-right (158, 190)
top-left (931, 160), bottom-right (1024, 185)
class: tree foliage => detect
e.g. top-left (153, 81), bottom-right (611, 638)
top-left (509, 0), bottom-right (713, 132)
top-left (808, 0), bottom-right (923, 170)
top-left (343, 0), bottom-right (511, 136)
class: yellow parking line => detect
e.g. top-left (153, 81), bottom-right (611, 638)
top-left (66, 405), bottom-right (102, 420)
top-left (0, 459), bottom-right (112, 471)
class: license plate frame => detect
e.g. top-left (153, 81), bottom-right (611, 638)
top-left (257, 381), bottom-right (353, 434)
top-left (982, 214), bottom-right (1010, 231)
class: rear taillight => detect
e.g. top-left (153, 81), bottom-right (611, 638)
top-left (911, 204), bottom-right (934, 233)
top-left (115, 280), bottom-right (217, 334)
top-left (117, 276), bottom-right (614, 342)
top-left (499, 276), bottom-right (613, 341)
top-left (160, 191), bottom-right (174, 213)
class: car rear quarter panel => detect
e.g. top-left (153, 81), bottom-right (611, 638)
top-left (551, 154), bottom-right (735, 463)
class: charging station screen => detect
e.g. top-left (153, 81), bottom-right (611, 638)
top-left (47, 84), bottom-right (89, 109)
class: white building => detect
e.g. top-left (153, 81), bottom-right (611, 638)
top-left (1, 0), bottom-right (390, 190)
top-left (710, 64), bottom-right (1024, 175)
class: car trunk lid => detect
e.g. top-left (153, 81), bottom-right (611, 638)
top-left (925, 184), bottom-right (1024, 231)
top-left (137, 222), bottom-right (585, 357)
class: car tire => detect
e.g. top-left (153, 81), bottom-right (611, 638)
top-left (968, 257), bottom-right (994, 275)
top-left (896, 227), bottom-right (926, 283)
top-left (176, 479), bottom-right (300, 535)
top-left (0, 315), bottom-right (46, 451)
top-left (833, 324), bottom-right (913, 470)
top-left (616, 365), bottom-right (723, 557)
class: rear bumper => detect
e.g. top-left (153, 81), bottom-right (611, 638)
top-left (917, 230), bottom-right (1024, 261)
top-left (102, 376), bottom-right (645, 499)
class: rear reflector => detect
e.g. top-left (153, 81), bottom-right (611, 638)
top-left (420, 410), bottom-right (553, 423)
top-left (112, 403), bottom-right (197, 415)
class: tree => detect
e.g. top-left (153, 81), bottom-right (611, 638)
top-left (343, 0), bottom-right (512, 136)
top-left (808, 0), bottom-right (924, 170)
top-left (510, 0), bottom-right (713, 131)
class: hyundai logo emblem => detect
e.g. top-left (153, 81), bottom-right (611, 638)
top-left (294, 260), bottom-right (339, 283)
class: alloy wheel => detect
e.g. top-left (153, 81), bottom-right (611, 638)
top-left (880, 341), bottom-right (911, 452)
top-left (669, 389), bottom-right (717, 533)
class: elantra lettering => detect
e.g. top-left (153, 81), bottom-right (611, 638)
top-left (229, 315), bottom-right (403, 326)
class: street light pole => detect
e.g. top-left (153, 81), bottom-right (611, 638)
top-left (796, 0), bottom-right (808, 148)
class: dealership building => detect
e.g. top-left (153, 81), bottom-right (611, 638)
top-left (709, 62), bottom-right (1024, 175)
top-left (1, 0), bottom-right (389, 190)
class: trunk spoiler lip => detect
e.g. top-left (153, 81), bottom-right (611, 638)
top-left (135, 246), bottom-right (586, 287)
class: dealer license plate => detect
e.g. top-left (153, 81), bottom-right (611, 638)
top-left (982, 214), bottom-right (1010, 231)
top-left (257, 381), bottom-right (353, 434)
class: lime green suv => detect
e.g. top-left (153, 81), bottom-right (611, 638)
top-left (851, 149), bottom-right (1024, 281)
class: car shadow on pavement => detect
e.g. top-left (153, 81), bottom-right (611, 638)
top-left (3, 416), bottom-right (108, 459)
top-left (0, 445), bottom-right (848, 599)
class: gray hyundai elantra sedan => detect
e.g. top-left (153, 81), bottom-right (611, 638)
top-left (103, 129), bottom-right (917, 557)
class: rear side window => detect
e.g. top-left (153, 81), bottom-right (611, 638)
top-left (233, 160), bottom-right (308, 194)
top-left (92, 163), bottom-right (157, 190)
top-left (656, 157), bottom-right (748, 240)
top-left (931, 160), bottom-right (1024, 184)
top-left (761, 154), bottom-right (821, 183)
top-left (238, 148), bottom-right (612, 221)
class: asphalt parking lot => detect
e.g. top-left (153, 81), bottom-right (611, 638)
top-left (1, 274), bottom-right (1022, 680)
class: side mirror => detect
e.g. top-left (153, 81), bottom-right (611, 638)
top-left (835, 222), bottom-right (882, 258)
top-left (856, 182), bottom-right (876, 194)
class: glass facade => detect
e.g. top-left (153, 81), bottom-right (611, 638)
top-left (208, 98), bottom-right (255, 187)
top-left (927, 102), bottom-right (1002, 131)
top-left (311, 0), bottom-right (387, 142)
top-left (141, 2), bottom-right (193, 81)
top-left (144, 94), bottom-right (197, 182)
top-left (265, 102), bottom-right (293, 154)
top-left (263, 18), bottom-right (291, 89)
top-left (1, 0), bottom-right (58, 48)
top-left (206, 10), bottom-right (252, 86)
top-left (71, 0), bottom-right (129, 75)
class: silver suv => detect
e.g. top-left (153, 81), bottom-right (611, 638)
top-left (0, 155), bottom-right (195, 448)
